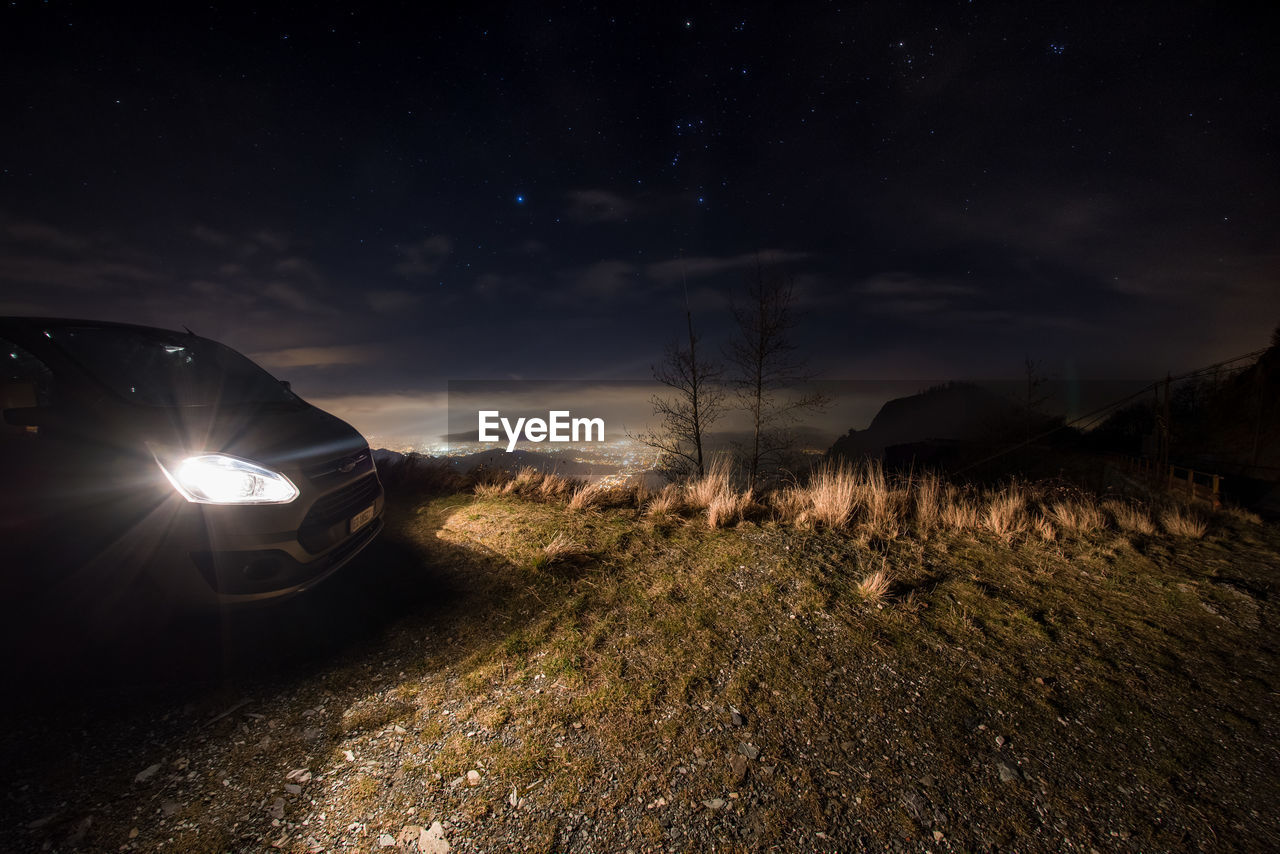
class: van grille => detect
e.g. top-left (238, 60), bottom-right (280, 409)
top-left (302, 449), bottom-right (373, 484)
top-left (298, 474), bottom-right (381, 553)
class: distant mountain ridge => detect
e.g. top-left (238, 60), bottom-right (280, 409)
top-left (372, 447), bottom-right (620, 478)
top-left (827, 382), bottom-right (1024, 461)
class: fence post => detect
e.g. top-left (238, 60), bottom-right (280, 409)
top-left (1211, 475), bottom-right (1221, 510)
top-left (1189, 468), bottom-right (1197, 501)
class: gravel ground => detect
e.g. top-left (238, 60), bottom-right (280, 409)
top-left (2, 497), bottom-right (1277, 853)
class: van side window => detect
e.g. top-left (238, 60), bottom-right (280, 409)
top-left (1, 337), bottom-right (55, 413)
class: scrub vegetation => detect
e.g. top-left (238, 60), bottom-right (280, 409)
top-left (5, 458), bottom-right (1277, 853)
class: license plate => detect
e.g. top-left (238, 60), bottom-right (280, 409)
top-left (350, 504), bottom-right (376, 533)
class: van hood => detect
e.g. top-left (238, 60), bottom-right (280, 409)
top-left (131, 401), bottom-right (369, 470)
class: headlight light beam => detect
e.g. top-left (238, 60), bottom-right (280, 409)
top-left (157, 453), bottom-right (299, 504)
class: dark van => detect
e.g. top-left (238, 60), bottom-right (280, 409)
top-left (0, 317), bottom-right (384, 625)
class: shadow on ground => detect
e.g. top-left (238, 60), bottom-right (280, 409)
top-left (0, 495), bottom-right (560, 849)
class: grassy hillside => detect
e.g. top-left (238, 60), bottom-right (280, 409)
top-left (6, 464), bottom-right (1277, 853)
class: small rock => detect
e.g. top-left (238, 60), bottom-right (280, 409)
top-left (286, 768), bottom-right (313, 785)
top-left (738, 742), bottom-right (759, 760)
top-left (269, 798), bottom-right (285, 820)
top-left (66, 816), bottom-right (92, 845)
top-left (302, 727), bottom-right (324, 740)
top-left (392, 724), bottom-right (407, 734)
top-left (902, 791), bottom-right (927, 822)
top-left (933, 830), bottom-right (945, 842)
top-left (466, 770), bottom-right (481, 787)
top-left (134, 763), bottom-right (161, 784)
top-left (729, 707), bottom-right (745, 727)
top-left (420, 821), bottom-right (451, 854)
top-left (377, 832), bottom-right (397, 847)
top-left (702, 798), bottom-right (726, 811)
top-left (995, 735), bottom-right (1005, 748)
top-left (509, 786), bottom-right (519, 807)
top-left (284, 784), bottom-right (303, 795)
top-left (128, 828), bottom-right (139, 839)
top-left (343, 750), bottom-right (356, 762)
top-left (997, 762), bottom-right (1021, 782)
top-left (172, 756), bottom-right (189, 771)
top-left (161, 800), bottom-right (180, 817)
top-left (396, 825), bottom-right (423, 847)
top-left (730, 754), bottom-right (748, 784)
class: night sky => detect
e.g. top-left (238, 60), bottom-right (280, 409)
top-left (1, 2), bottom-right (1276, 442)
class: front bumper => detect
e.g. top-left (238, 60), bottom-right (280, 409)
top-left (136, 466), bottom-right (385, 609)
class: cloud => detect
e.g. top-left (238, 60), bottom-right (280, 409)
top-left (190, 225), bottom-right (230, 246)
top-left (565, 189), bottom-right (636, 223)
top-left (472, 271), bottom-right (532, 301)
top-left (646, 250), bottom-right (810, 284)
top-left (274, 256), bottom-right (325, 283)
top-left (304, 391), bottom-right (449, 446)
top-left (251, 345), bottom-right (380, 368)
top-left (4, 220), bottom-right (88, 253)
top-left (367, 289), bottom-right (424, 313)
top-left (0, 215), bottom-right (161, 294)
top-left (254, 230), bottom-right (290, 253)
top-left (395, 234), bottom-right (452, 278)
top-left (263, 281), bottom-right (332, 314)
top-left (567, 260), bottom-right (638, 299)
top-left (859, 272), bottom-right (978, 299)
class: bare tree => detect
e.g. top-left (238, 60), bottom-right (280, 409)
top-left (632, 301), bottom-right (726, 481)
top-left (727, 262), bottom-right (827, 488)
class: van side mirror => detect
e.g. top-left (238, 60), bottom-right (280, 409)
top-left (280, 380), bottom-right (292, 392)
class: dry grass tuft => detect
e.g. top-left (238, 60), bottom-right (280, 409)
top-left (645, 484), bottom-right (684, 517)
top-left (914, 473), bottom-right (944, 532)
top-left (1032, 515), bottom-right (1057, 541)
top-left (941, 487), bottom-right (980, 531)
top-left (568, 483), bottom-right (607, 512)
top-left (770, 486), bottom-right (811, 526)
top-left (791, 462), bottom-right (859, 529)
top-left (541, 532), bottom-right (587, 564)
top-left (684, 457), bottom-right (733, 510)
top-left (538, 472), bottom-right (574, 500)
top-left (1218, 504), bottom-right (1262, 526)
top-left (502, 466), bottom-right (545, 496)
top-left (1047, 500), bottom-right (1107, 534)
top-left (856, 568), bottom-right (891, 602)
top-left (1161, 507), bottom-right (1208, 538)
top-left (1105, 500), bottom-right (1157, 536)
top-left (567, 482), bottom-right (636, 512)
top-left (707, 488), bottom-right (754, 529)
top-left (474, 482), bottom-right (506, 498)
top-left (375, 454), bottom-right (464, 496)
top-left (983, 489), bottom-right (1029, 540)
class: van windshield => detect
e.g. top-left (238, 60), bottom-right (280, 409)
top-left (48, 327), bottom-right (299, 408)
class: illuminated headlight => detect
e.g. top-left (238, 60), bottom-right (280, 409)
top-left (157, 453), bottom-right (299, 504)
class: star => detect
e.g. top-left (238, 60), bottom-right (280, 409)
top-left (515, 194), bottom-right (526, 204)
